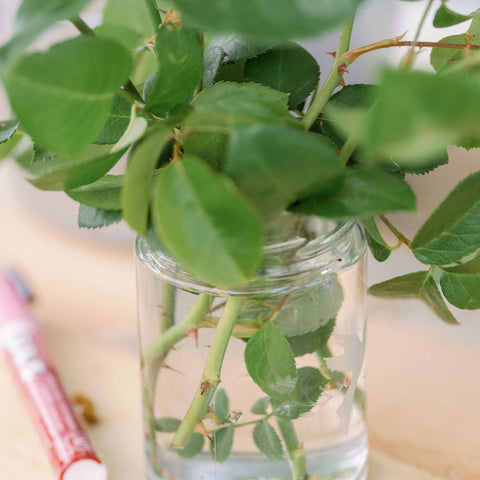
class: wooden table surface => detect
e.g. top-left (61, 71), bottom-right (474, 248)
top-left (1, 162), bottom-right (479, 480)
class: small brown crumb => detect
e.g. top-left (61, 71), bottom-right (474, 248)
top-left (73, 393), bottom-right (99, 425)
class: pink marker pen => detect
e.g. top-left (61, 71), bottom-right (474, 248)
top-left (0, 269), bottom-right (107, 480)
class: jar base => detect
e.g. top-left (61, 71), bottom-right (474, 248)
top-left (147, 433), bottom-right (368, 480)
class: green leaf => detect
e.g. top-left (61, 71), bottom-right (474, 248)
top-left (292, 165), bottom-right (416, 219)
top-left (0, 0), bottom-right (91, 63)
top-left (433, 4), bottom-right (474, 28)
top-left (272, 367), bottom-right (328, 419)
top-left (122, 127), bottom-right (170, 234)
top-left (226, 124), bottom-right (343, 219)
top-left (321, 84), bottom-right (378, 150)
top-left (145, 25), bottom-right (203, 115)
top-left (411, 171), bottom-right (480, 265)
top-left (4, 36), bottom-right (132, 155)
top-left (369, 271), bottom-right (459, 325)
top-left (27, 145), bottom-right (124, 191)
top-left (210, 425), bottom-right (234, 463)
top-left (332, 70), bottom-right (480, 164)
top-left (78, 205), bottom-right (123, 229)
top-left (274, 277), bottom-right (343, 337)
top-left (213, 389), bottom-right (230, 423)
top-left (67, 175), bottom-right (123, 210)
top-left (253, 420), bottom-right (283, 460)
top-left (440, 254), bottom-right (480, 309)
top-left (245, 322), bottom-right (298, 401)
top-left (32, 144), bottom-right (56, 163)
top-left (99, 0), bottom-right (155, 49)
top-left (287, 318), bottom-right (336, 357)
top-left (203, 35), bottom-right (272, 88)
top-left (170, 0), bottom-right (364, 40)
top-left (244, 43), bottom-right (320, 109)
top-left (323, 84), bottom-right (449, 175)
top-left (362, 216), bottom-right (392, 262)
top-left (26, 145), bottom-right (124, 191)
top-left (0, 120), bottom-right (19, 144)
top-left (177, 433), bottom-right (205, 458)
top-left (184, 81), bottom-right (294, 170)
top-left (251, 397), bottom-right (270, 415)
top-left (156, 417), bottom-right (181, 432)
top-left (95, 95), bottom-right (132, 145)
top-left (152, 156), bottom-right (264, 286)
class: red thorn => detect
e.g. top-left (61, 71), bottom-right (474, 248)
top-left (338, 64), bottom-right (348, 75)
top-left (326, 51), bottom-right (337, 57)
top-left (205, 408), bottom-right (224, 424)
top-left (200, 381), bottom-right (210, 395)
top-left (339, 77), bottom-right (346, 87)
top-left (164, 364), bottom-right (185, 375)
top-left (185, 329), bottom-right (198, 347)
top-left (194, 421), bottom-right (212, 441)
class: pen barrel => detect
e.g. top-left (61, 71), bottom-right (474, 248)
top-left (0, 273), bottom-right (106, 480)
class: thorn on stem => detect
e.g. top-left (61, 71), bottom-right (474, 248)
top-left (200, 381), bottom-right (210, 395)
top-left (326, 51), bottom-right (337, 57)
top-left (338, 64), bottom-right (349, 75)
top-left (194, 421), bottom-right (212, 441)
top-left (185, 329), bottom-right (198, 347)
top-left (164, 364), bottom-right (185, 375)
top-left (205, 407), bottom-right (224, 424)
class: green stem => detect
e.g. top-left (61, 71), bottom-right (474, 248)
top-left (160, 283), bottom-right (176, 332)
top-left (144, 0), bottom-right (162, 31)
top-left (172, 296), bottom-right (245, 449)
top-left (378, 214), bottom-right (411, 247)
top-left (143, 294), bottom-right (212, 363)
top-left (276, 418), bottom-right (308, 480)
top-left (71, 16), bottom-right (94, 35)
top-left (338, 137), bottom-right (358, 165)
top-left (401, 0), bottom-right (435, 70)
top-left (302, 14), bottom-right (356, 130)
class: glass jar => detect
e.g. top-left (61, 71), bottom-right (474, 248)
top-left (136, 213), bottom-right (368, 480)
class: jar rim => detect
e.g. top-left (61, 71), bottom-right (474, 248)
top-left (135, 215), bottom-right (366, 296)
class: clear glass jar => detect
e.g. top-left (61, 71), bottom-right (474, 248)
top-left (136, 213), bottom-right (368, 480)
